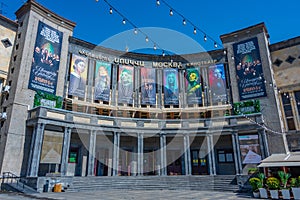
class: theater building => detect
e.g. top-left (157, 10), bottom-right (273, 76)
top-left (0, 0), bottom-right (298, 185)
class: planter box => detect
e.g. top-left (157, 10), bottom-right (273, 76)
top-left (259, 188), bottom-right (268, 199)
top-left (281, 189), bottom-right (290, 200)
top-left (292, 187), bottom-right (300, 200)
top-left (269, 190), bottom-right (279, 199)
top-left (252, 191), bottom-right (260, 198)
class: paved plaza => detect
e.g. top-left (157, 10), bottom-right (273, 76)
top-left (0, 190), bottom-right (256, 200)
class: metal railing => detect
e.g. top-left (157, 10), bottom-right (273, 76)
top-left (1, 172), bottom-right (25, 191)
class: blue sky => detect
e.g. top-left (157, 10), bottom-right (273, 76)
top-left (3, 0), bottom-right (300, 54)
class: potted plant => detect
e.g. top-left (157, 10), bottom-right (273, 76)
top-left (248, 167), bottom-right (259, 175)
top-left (291, 176), bottom-right (300, 200)
top-left (249, 177), bottom-right (261, 198)
top-left (278, 171), bottom-right (291, 200)
top-left (266, 177), bottom-right (280, 199)
top-left (257, 173), bottom-right (268, 199)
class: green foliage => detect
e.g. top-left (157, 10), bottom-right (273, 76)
top-left (278, 171), bottom-right (291, 189)
top-left (266, 177), bottom-right (280, 190)
top-left (34, 91), bottom-right (63, 109)
top-left (248, 168), bottom-right (259, 174)
top-left (249, 177), bottom-right (261, 192)
top-left (233, 100), bottom-right (260, 115)
top-left (290, 176), bottom-right (300, 188)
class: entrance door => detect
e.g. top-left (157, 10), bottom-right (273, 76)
top-left (191, 150), bottom-right (208, 175)
top-left (143, 150), bottom-right (156, 175)
top-left (95, 149), bottom-right (109, 176)
top-left (167, 150), bottom-right (182, 175)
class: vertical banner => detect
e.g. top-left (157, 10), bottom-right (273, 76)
top-left (118, 65), bottom-right (134, 104)
top-left (28, 21), bottom-right (62, 94)
top-left (208, 64), bottom-right (227, 103)
top-left (233, 38), bottom-right (267, 100)
top-left (40, 131), bottom-right (63, 164)
top-left (185, 67), bottom-right (202, 104)
top-left (141, 67), bottom-right (156, 105)
top-left (68, 54), bottom-right (88, 98)
top-left (163, 69), bottom-right (179, 105)
top-left (238, 135), bottom-right (262, 164)
top-left (94, 61), bottom-right (111, 101)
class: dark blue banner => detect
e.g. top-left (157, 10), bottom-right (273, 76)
top-left (28, 21), bottom-right (62, 94)
top-left (233, 37), bottom-right (267, 100)
top-left (141, 67), bottom-right (156, 105)
top-left (163, 69), bottom-right (179, 105)
top-left (118, 65), bottom-right (134, 104)
top-left (209, 64), bottom-right (227, 103)
top-left (185, 67), bottom-right (202, 104)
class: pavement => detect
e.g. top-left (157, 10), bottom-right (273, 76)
top-left (0, 190), bottom-right (257, 200)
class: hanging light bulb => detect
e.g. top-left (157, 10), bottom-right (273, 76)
top-left (214, 42), bottom-right (218, 48)
top-left (182, 19), bottom-right (186, 25)
top-left (134, 28), bottom-right (138, 35)
top-left (109, 8), bottom-right (113, 14)
top-left (145, 36), bottom-right (149, 42)
top-left (204, 35), bottom-right (207, 42)
top-left (95, 0), bottom-right (99, 2)
top-left (162, 51), bottom-right (165, 57)
top-left (153, 44), bottom-right (157, 50)
top-left (156, 0), bottom-right (160, 6)
top-left (223, 49), bottom-right (227, 55)
top-left (193, 27), bottom-right (197, 34)
top-left (122, 19), bottom-right (126, 25)
top-left (169, 9), bottom-right (173, 16)
top-left (125, 46), bottom-right (129, 52)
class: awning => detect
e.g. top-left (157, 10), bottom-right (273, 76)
top-left (257, 152), bottom-right (300, 168)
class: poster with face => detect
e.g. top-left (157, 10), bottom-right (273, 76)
top-left (94, 61), bottom-right (111, 101)
top-left (163, 68), bottom-right (179, 105)
top-left (68, 54), bottom-right (88, 98)
top-left (141, 67), bottom-right (156, 105)
top-left (239, 135), bottom-right (262, 164)
top-left (209, 64), bottom-right (227, 103)
top-left (185, 67), bottom-right (202, 104)
top-left (233, 37), bottom-right (267, 100)
top-left (28, 21), bottom-right (62, 94)
top-left (118, 65), bottom-right (134, 104)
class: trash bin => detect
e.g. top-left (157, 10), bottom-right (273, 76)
top-left (53, 183), bottom-right (62, 192)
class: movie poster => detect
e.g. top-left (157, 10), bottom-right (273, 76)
top-left (185, 67), bottom-right (202, 104)
top-left (118, 65), bottom-right (134, 104)
top-left (94, 61), bottom-right (111, 101)
top-left (233, 37), bottom-right (267, 100)
top-left (208, 64), bottom-right (227, 103)
top-left (141, 68), bottom-right (156, 105)
top-left (28, 21), bottom-right (63, 94)
top-left (239, 135), bottom-right (262, 164)
top-left (68, 54), bottom-right (88, 98)
top-left (163, 68), bottom-right (179, 105)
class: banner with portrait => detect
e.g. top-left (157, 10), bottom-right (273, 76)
top-left (163, 68), bottom-right (179, 105)
top-left (208, 64), bottom-right (227, 103)
top-left (185, 67), bottom-right (202, 104)
top-left (94, 61), bottom-right (111, 101)
top-left (68, 54), bottom-right (88, 98)
top-left (141, 67), bottom-right (156, 105)
top-left (118, 65), bottom-right (134, 104)
top-left (238, 135), bottom-right (262, 164)
top-left (28, 21), bottom-right (62, 95)
top-left (233, 37), bottom-right (267, 100)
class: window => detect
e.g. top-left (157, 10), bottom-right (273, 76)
top-left (1, 38), bottom-right (12, 48)
top-left (217, 149), bottom-right (234, 163)
top-left (295, 91), bottom-right (300, 123)
top-left (281, 93), bottom-right (296, 130)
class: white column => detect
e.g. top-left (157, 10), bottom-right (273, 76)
top-left (27, 123), bottom-right (45, 177)
top-left (112, 132), bottom-right (120, 176)
top-left (232, 132), bottom-right (240, 175)
top-left (137, 133), bottom-right (144, 176)
top-left (87, 130), bottom-right (96, 176)
top-left (160, 133), bottom-right (167, 176)
top-left (183, 134), bottom-right (191, 175)
top-left (61, 127), bottom-right (71, 176)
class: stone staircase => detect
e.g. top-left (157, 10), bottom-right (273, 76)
top-left (66, 175), bottom-right (238, 192)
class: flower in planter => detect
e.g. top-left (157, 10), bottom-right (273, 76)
top-left (266, 177), bottom-right (280, 190)
top-left (278, 171), bottom-right (291, 189)
top-left (249, 177), bottom-right (261, 192)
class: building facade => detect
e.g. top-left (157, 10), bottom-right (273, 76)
top-left (0, 0), bottom-right (297, 180)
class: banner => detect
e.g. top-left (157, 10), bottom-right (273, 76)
top-left (163, 69), bottom-right (179, 105)
top-left (185, 67), bottom-right (202, 104)
top-left (118, 65), bottom-right (134, 104)
top-left (68, 54), bottom-right (88, 98)
top-left (40, 131), bottom-right (63, 164)
top-left (233, 37), bottom-right (267, 100)
top-left (94, 61), bottom-right (111, 101)
top-left (33, 91), bottom-right (63, 109)
top-left (141, 68), bottom-right (156, 105)
top-left (239, 135), bottom-right (262, 164)
top-left (209, 64), bottom-right (227, 103)
top-left (28, 21), bottom-right (62, 94)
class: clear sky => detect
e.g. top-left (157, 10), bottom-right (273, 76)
top-left (2, 0), bottom-right (300, 54)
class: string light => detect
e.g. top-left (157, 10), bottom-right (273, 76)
top-left (204, 35), bottom-right (207, 42)
top-left (145, 36), bottom-right (149, 42)
top-left (182, 19), bottom-right (186, 25)
top-left (153, 44), bottom-right (157, 50)
top-left (109, 7), bottom-right (113, 14)
top-left (169, 9), bottom-right (173, 16)
top-left (214, 42), bottom-right (218, 48)
top-left (134, 28), bottom-right (138, 34)
top-left (122, 19), bottom-right (126, 25)
top-left (156, 0), bottom-right (160, 6)
top-left (162, 50), bottom-right (165, 56)
top-left (193, 27), bottom-right (197, 34)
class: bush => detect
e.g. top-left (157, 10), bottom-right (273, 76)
top-left (278, 171), bottom-right (291, 188)
top-left (266, 177), bottom-right (280, 190)
top-left (249, 177), bottom-right (261, 192)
